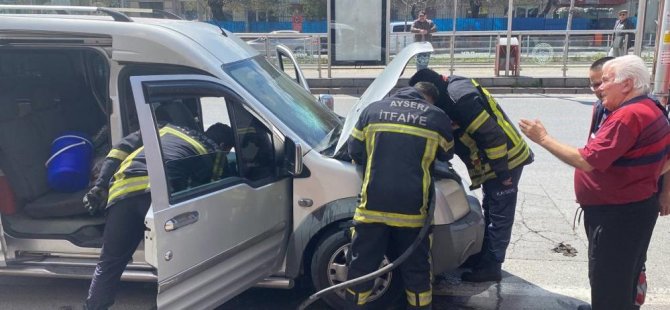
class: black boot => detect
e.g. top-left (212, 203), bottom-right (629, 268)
top-left (459, 252), bottom-right (482, 269)
top-left (460, 264), bottom-right (502, 282)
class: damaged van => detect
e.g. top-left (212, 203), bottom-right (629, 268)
top-left (0, 5), bottom-right (484, 309)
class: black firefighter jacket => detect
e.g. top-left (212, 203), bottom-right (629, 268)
top-left (442, 76), bottom-right (533, 189)
top-left (95, 124), bottom-right (223, 206)
top-left (348, 87), bottom-right (454, 228)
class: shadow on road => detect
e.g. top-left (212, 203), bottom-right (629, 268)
top-left (433, 269), bottom-right (588, 310)
top-left (219, 267), bottom-right (588, 310)
top-left (217, 279), bottom-right (331, 310)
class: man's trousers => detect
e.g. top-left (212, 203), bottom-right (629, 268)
top-left (583, 195), bottom-right (658, 310)
top-left (476, 166), bottom-right (524, 268)
top-left (86, 193), bottom-right (152, 310)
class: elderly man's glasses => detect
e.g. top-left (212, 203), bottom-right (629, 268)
top-left (619, 13), bottom-right (627, 16)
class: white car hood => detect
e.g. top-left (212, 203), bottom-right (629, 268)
top-left (334, 42), bottom-right (434, 155)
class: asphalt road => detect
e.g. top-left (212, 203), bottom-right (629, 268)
top-left (1, 95), bottom-right (669, 310)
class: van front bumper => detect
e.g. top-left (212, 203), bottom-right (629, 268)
top-left (431, 195), bottom-right (485, 275)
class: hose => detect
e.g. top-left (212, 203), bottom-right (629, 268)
top-left (297, 189), bottom-right (437, 310)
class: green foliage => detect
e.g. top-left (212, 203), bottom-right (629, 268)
top-left (206, 0), bottom-right (243, 21)
top-left (302, 0), bottom-right (326, 20)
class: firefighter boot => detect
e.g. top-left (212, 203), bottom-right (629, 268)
top-left (460, 263), bottom-right (502, 282)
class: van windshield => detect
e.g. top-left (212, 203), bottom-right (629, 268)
top-left (224, 57), bottom-right (341, 151)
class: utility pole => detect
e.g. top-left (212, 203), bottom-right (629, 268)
top-left (653, 0), bottom-right (670, 105)
top-left (633, 0), bottom-right (647, 55)
top-left (504, 0), bottom-right (513, 76)
top-left (561, 0), bottom-right (576, 77)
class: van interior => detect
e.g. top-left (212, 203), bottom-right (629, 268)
top-left (0, 48), bottom-right (207, 249)
top-left (0, 48), bottom-right (110, 247)
top-left (0, 47), bottom-right (275, 250)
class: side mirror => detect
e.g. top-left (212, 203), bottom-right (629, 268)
top-left (285, 138), bottom-right (303, 176)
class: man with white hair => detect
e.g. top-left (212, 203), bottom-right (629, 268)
top-left (518, 55), bottom-right (670, 310)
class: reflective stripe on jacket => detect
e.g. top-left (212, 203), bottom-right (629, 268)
top-left (97, 124), bottom-right (220, 206)
top-left (348, 87), bottom-right (454, 228)
top-left (447, 76), bottom-right (533, 188)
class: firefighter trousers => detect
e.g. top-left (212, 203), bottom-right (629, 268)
top-left (86, 193), bottom-right (152, 310)
top-left (476, 166), bottom-right (524, 268)
top-left (345, 223), bottom-right (432, 309)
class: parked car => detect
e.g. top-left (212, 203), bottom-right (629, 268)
top-left (0, 6), bottom-right (483, 310)
top-left (246, 30), bottom-right (321, 56)
top-left (390, 21), bottom-right (415, 54)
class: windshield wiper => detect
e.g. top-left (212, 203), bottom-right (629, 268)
top-left (317, 122), bottom-right (343, 154)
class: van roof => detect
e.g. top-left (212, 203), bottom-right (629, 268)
top-left (0, 6), bottom-right (259, 72)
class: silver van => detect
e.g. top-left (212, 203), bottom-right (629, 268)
top-left (0, 6), bottom-right (483, 309)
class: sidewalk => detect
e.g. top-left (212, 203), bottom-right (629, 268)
top-left (301, 63), bottom-right (593, 95)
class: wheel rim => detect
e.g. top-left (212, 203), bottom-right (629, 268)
top-left (326, 243), bottom-right (393, 302)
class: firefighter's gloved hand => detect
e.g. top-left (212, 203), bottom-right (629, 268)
top-left (501, 177), bottom-right (513, 187)
top-left (83, 186), bottom-right (108, 215)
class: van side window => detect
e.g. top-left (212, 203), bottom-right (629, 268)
top-left (227, 102), bottom-right (275, 181)
top-left (118, 64), bottom-right (210, 135)
top-left (148, 94), bottom-right (275, 201)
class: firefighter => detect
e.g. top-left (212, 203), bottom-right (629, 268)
top-left (409, 69), bottom-right (534, 282)
top-left (82, 122), bottom-right (233, 310)
top-left (346, 82), bottom-right (454, 309)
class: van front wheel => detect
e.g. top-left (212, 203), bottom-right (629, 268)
top-left (310, 230), bottom-right (403, 309)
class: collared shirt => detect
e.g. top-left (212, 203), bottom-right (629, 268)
top-left (575, 95), bottom-right (670, 206)
top-left (589, 101), bottom-right (610, 139)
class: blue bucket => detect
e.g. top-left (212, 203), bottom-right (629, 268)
top-left (46, 132), bottom-right (93, 192)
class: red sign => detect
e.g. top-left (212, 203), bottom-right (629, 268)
top-left (292, 14), bottom-right (303, 32)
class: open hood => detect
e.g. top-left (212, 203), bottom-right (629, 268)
top-left (334, 42), bottom-right (434, 156)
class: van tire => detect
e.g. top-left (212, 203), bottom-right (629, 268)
top-left (310, 230), bottom-right (403, 309)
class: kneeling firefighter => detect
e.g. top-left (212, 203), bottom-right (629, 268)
top-left (345, 82), bottom-right (454, 309)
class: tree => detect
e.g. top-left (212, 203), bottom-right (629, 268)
top-left (207, 0), bottom-right (225, 20)
top-left (302, 0), bottom-right (326, 20)
top-left (247, 0), bottom-right (276, 22)
top-left (469, 0), bottom-right (481, 18)
top-left (392, 0), bottom-right (429, 24)
top-left (540, 0), bottom-right (559, 18)
top-left (206, 0), bottom-right (243, 21)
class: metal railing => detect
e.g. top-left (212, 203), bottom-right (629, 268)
top-left (236, 29), bottom-right (650, 78)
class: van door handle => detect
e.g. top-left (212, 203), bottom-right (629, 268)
top-left (164, 211), bottom-right (199, 232)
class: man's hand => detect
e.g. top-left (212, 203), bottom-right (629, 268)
top-left (519, 119), bottom-right (548, 144)
top-left (660, 191), bottom-right (670, 216)
top-left (83, 186), bottom-right (108, 215)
